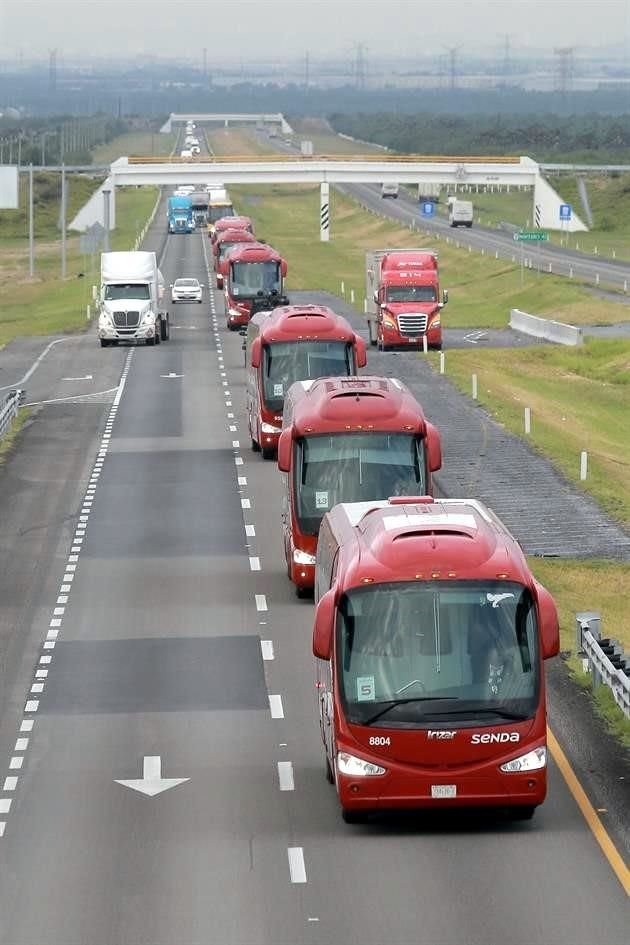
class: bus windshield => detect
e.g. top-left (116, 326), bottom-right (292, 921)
top-left (262, 342), bottom-right (352, 412)
top-left (386, 285), bottom-right (437, 303)
top-left (295, 433), bottom-right (426, 535)
top-left (337, 581), bottom-right (539, 727)
top-left (209, 206), bottom-right (234, 223)
top-left (231, 261), bottom-right (281, 299)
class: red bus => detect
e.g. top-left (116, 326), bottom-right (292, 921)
top-left (211, 215), bottom-right (254, 245)
top-left (246, 305), bottom-right (367, 460)
top-left (222, 242), bottom-right (288, 329)
top-left (213, 228), bottom-right (257, 275)
top-left (313, 496), bottom-right (559, 823)
top-left (277, 376), bottom-right (442, 596)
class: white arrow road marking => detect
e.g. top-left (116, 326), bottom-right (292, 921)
top-left (160, 373), bottom-right (184, 378)
top-left (115, 756), bottom-right (190, 797)
top-left (463, 330), bottom-right (488, 344)
top-left (62, 375), bottom-right (93, 381)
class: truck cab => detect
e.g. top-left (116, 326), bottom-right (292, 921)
top-left (98, 251), bottom-right (170, 348)
top-left (366, 249), bottom-right (448, 351)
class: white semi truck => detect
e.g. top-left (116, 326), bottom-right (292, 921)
top-left (97, 251), bottom-right (170, 348)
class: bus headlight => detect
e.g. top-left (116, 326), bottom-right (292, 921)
top-left (261, 422), bottom-right (281, 434)
top-left (500, 747), bottom-right (546, 773)
top-left (293, 549), bottom-right (316, 565)
top-left (337, 752), bottom-right (386, 777)
top-left (228, 308), bottom-right (241, 319)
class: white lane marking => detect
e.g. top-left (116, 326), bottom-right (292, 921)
top-left (245, 524), bottom-right (256, 537)
top-left (288, 847), bottom-right (307, 884)
top-left (0, 823), bottom-right (5, 837)
top-left (24, 701), bottom-right (39, 712)
top-left (57, 596), bottom-right (68, 604)
top-left (230, 425), bottom-right (237, 432)
top-left (9, 757), bottom-right (23, 770)
top-left (226, 401), bottom-right (232, 407)
top-left (35, 670), bottom-right (48, 679)
top-left (62, 574), bottom-right (74, 582)
top-left (15, 739), bottom-right (28, 751)
top-left (3, 777), bottom-right (18, 792)
top-left (261, 640), bottom-right (274, 661)
top-left (255, 594), bottom-right (268, 612)
top-left (269, 694), bottom-right (284, 718)
top-left (235, 457), bottom-right (243, 466)
top-left (20, 720), bottom-right (34, 732)
top-left (53, 607), bottom-right (65, 615)
top-left (249, 556), bottom-right (261, 571)
top-left (50, 618), bottom-right (62, 627)
top-left (47, 629), bottom-right (59, 640)
top-left (277, 761), bottom-right (295, 791)
top-left (43, 641), bottom-right (55, 650)
top-left (30, 684), bottom-right (44, 694)
top-left (238, 476), bottom-right (247, 486)
top-left (227, 412), bottom-right (234, 419)
top-left (60, 585), bottom-right (71, 593)
top-left (0, 799), bottom-right (12, 814)
top-left (241, 498), bottom-right (251, 509)
top-left (232, 440), bottom-right (240, 449)
top-left (39, 656), bottom-right (52, 665)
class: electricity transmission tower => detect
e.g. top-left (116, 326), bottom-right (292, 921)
top-left (554, 46), bottom-right (575, 98)
top-left (442, 45), bottom-right (462, 90)
top-left (353, 43), bottom-right (367, 89)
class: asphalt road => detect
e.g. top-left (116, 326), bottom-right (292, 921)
top-left (0, 213), bottom-right (627, 943)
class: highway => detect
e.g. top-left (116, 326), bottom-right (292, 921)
top-left (0, 196), bottom-right (627, 944)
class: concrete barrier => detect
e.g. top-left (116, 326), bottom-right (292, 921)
top-left (509, 308), bottom-right (583, 346)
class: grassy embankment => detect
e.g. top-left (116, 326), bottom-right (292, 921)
top-left (0, 171), bottom-right (159, 346)
top-left (92, 131), bottom-right (177, 162)
top-left (208, 131), bottom-right (630, 689)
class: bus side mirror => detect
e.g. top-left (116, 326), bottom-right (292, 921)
top-left (281, 259), bottom-right (288, 277)
top-left (535, 582), bottom-right (560, 659)
top-left (442, 289), bottom-right (449, 305)
top-left (216, 273), bottom-right (224, 289)
top-left (425, 422), bottom-right (442, 472)
top-left (313, 590), bottom-right (335, 661)
top-left (277, 429), bottom-right (291, 472)
top-left (373, 291), bottom-right (378, 304)
top-left (355, 336), bottom-right (367, 369)
top-left (250, 336), bottom-right (261, 369)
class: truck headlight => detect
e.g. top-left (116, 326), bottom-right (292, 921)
top-left (337, 752), bottom-right (386, 777)
top-left (500, 747), bottom-right (546, 773)
top-left (141, 312), bottom-right (156, 326)
top-left (293, 549), bottom-right (316, 565)
top-left (382, 313), bottom-right (397, 329)
top-left (428, 315), bottom-right (441, 328)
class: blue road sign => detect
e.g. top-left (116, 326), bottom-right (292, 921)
top-left (559, 203), bottom-right (572, 221)
top-left (421, 202), bottom-right (435, 217)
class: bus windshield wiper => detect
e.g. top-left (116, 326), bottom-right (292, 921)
top-left (421, 706), bottom-right (529, 721)
top-left (362, 697), bottom-right (457, 726)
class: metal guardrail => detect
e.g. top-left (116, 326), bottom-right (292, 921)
top-left (126, 154), bottom-right (523, 166)
top-left (576, 612), bottom-right (630, 719)
top-left (0, 389), bottom-right (24, 440)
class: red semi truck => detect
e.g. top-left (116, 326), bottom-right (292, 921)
top-left (246, 304), bottom-right (367, 460)
top-left (221, 242), bottom-right (289, 329)
top-left (277, 376), bottom-right (442, 596)
top-left (313, 496), bottom-right (559, 823)
top-left (365, 249), bottom-right (448, 351)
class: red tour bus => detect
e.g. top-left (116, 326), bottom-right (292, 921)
top-left (222, 242), bottom-right (288, 329)
top-left (211, 215), bottom-right (254, 245)
top-left (277, 376), bottom-right (442, 596)
top-left (213, 228), bottom-right (257, 274)
top-left (313, 497), bottom-right (559, 823)
top-left (246, 305), bottom-right (367, 460)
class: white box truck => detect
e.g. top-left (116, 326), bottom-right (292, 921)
top-left (97, 251), bottom-right (170, 348)
top-left (447, 197), bottom-right (473, 227)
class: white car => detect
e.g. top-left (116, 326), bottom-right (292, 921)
top-left (191, 145), bottom-right (201, 155)
top-left (171, 278), bottom-right (203, 303)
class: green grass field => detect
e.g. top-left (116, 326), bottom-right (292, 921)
top-left (0, 187), bottom-right (159, 345)
top-left (91, 131), bottom-right (177, 163)
top-left (0, 173), bottom-right (104, 243)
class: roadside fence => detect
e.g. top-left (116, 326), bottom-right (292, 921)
top-left (576, 612), bottom-right (630, 719)
top-left (0, 389), bottom-right (25, 442)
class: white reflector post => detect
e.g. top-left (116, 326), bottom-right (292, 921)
top-left (320, 181), bottom-right (330, 242)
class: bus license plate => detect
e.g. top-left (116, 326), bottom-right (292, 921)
top-left (431, 784), bottom-right (457, 798)
top-left (408, 337), bottom-right (419, 343)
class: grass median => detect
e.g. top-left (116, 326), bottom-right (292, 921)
top-left (0, 186), bottom-right (159, 346)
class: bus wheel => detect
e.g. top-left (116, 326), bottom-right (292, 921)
top-left (262, 447), bottom-right (275, 461)
top-left (324, 754), bottom-right (334, 784)
top-left (342, 808), bottom-right (366, 825)
top-left (251, 438), bottom-right (261, 453)
top-left (296, 585), bottom-right (312, 600)
top-left (510, 806), bottom-right (536, 821)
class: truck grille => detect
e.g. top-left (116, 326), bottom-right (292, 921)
top-left (113, 310), bottom-right (140, 329)
top-left (398, 313), bottom-right (428, 336)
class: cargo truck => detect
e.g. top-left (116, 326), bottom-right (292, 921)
top-left (207, 189), bottom-right (234, 236)
top-left (190, 191), bottom-right (210, 227)
top-left (365, 249), bottom-right (448, 351)
top-left (167, 195), bottom-right (194, 233)
top-left (98, 251), bottom-right (170, 347)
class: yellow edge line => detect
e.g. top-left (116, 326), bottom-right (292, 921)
top-left (548, 726), bottom-right (630, 896)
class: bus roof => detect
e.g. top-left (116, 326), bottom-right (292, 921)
top-left (324, 497), bottom-right (531, 587)
top-left (283, 375), bottom-right (430, 437)
top-left (227, 242), bottom-right (284, 264)
top-left (248, 304), bottom-right (358, 345)
top-left (216, 228), bottom-right (257, 245)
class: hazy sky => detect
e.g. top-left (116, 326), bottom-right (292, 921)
top-left (1, 0), bottom-right (629, 61)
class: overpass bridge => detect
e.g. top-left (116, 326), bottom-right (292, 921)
top-left (76, 153), bottom-right (587, 237)
top-left (159, 112), bottom-right (294, 135)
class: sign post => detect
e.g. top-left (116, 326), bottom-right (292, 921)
top-left (559, 203), bottom-right (572, 245)
top-left (420, 201), bottom-right (435, 219)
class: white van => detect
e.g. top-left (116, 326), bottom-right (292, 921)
top-left (381, 182), bottom-right (399, 199)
